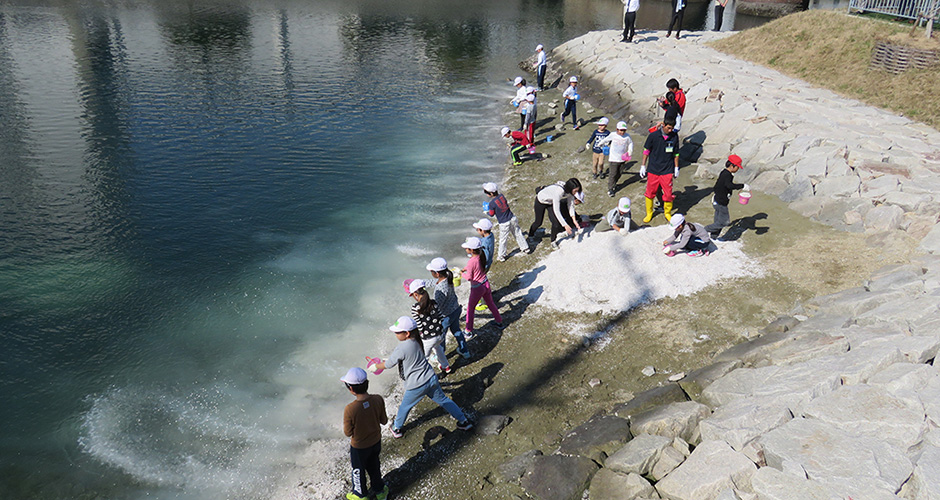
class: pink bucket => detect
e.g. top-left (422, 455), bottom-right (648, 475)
top-left (738, 191), bottom-right (751, 205)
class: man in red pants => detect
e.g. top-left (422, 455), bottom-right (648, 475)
top-left (639, 119), bottom-right (680, 223)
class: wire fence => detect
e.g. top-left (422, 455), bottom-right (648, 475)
top-left (848, 0), bottom-right (939, 21)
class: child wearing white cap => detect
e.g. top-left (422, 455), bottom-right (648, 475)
top-left (583, 118), bottom-right (612, 179)
top-left (404, 279), bottom-right (452, 376)
top-left (366, 316), bottom-right (472, 438)
top-left (560, 76), bottom-right (581, 130)
top-left (483, 182), bottom-right (530, 261)
top-left (595, 197), bottom-right (635, 234)
top-left (473, 218), bottom-right (496, 272)
top-left (510, 77), bottom-right (528, 130)
top-left (426, 258), bottom-right (470, 359)
top-left (662, 214), bottom-right (712, 257)
top-left (460, 237), bottom-right (504, 337)
top-left (534, 44), bottom-right (547, 90)
top-left (522, 94), bottom-right (537, 144)
top-left (340, 367), bottom-right (388, 500)
top-left (595, 121), bottom-right (634, 197)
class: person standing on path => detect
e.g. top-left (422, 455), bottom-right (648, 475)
top-left (560, 76), bottom-right (581, 130)
top-left (483, 182), bottom-right (531, 260)
top-left (341, 367), bottom-right (388, 500)
top-left (460, 237), bottom-right (504, 336)
top-left (595, 121), bottom-right (634, 197)
top-left (366, 316), bottom-right (473, 438)
top-left (639, 120), bottom-right (680, 223)
top-left (529, 178), bottom-right (583, 245)
top-left (622, 0), bottom-right (640, 42)
top-left (405, 279), bottom-right (453, 377)
top-left (510, 76), bottom-right (529, 130)
top-left (583, 117), bottom-right (612, 179)
top-left (522, 94), bottom-right (537, 144)
top-left (705, 154), bottom-right (750, 239)
top-left (534, 44), bottom-right (547, 90)
top-left (425, 258), bottom-right (471, 359)
top-left (714, 0), bottom-right (729, 30)
top-left (666, 0), bottom-right (685, 39)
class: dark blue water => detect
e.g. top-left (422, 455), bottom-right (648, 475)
top-left (0, 0), bottom-right (629, 498)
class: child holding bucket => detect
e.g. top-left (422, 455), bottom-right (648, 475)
top-left (425, 258), bottom-right (471, 359)
top-left (366, 316), bottom-right (473, 438)
top-left (460, 237), bottom-right (504, 338)
top-left (705, 154), bottom-right (750, 240)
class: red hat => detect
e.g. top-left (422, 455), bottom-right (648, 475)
top-left (728, 154), bottom-right (743, 168)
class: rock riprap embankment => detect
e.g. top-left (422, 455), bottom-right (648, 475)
top-left (497, 30), bottom-right (940, 500)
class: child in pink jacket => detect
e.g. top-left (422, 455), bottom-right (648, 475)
top-left (460, 237), bottom-right (504, 337)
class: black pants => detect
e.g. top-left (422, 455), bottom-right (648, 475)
top-left (608, 161), bottom-right (625, 194)
top-left (623, 11), bottom-right (636, 41)
top-left (536, 65), bottom-right (546, 90)
top-left (350, 442), bottom-right (384, 497)
top-left (667, 9), bottom-right (684, 37)
top-left (530, 200), bottom-right (575, 242)
top-left (714, 4), bottom-right (725, 31)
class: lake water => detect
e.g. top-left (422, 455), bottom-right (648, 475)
top-left (0, 0), bottom-right (728, 498)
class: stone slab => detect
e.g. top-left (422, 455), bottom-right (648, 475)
top-left (605, 433), bottom-right (673, 476)
top-left (613, 384), bottom-right (688, 420)
top-left (588, 469), bottom-right (656, 500)
top-left (699, 395), bottom-right (794, 451)
top-left (557, 415), bottom-right (632, 464)
top-left (630, 401), bottom-right (711, 444)
top-left (520, 454), bottom-right (600, 500)
top-left (655, 440), bottom-right (757, 500)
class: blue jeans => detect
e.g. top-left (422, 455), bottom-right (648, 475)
top-left (393, 376), bottom-right (467, 430)
top-left (441, 308), bottom-right (467, 354)
top-left (561, 99), bottom-right (577, 127)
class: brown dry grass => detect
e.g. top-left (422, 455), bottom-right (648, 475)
top-left (710, 10), bottom-right (940, 130)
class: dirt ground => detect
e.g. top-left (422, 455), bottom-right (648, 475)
top-left (376, 87), bottom-right (919, 499)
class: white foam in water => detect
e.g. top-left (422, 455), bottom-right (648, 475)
top-left (509, 224), bottom-right (763, 314)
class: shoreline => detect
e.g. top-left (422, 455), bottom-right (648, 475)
top-left (301, 26), bottom-right (938, 500)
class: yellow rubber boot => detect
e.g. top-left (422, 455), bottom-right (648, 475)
top-left (663, 201), bottom-right (674, 220)
top-left (643, 197), bottom-right (654, 223)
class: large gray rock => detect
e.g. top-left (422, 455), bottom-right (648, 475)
top-left (916, 374), bottom-right (940, 427)
top-left (650, 445), bottom-right (687, 481)
top-left (865, 264), bottom-right (926, 293)
top-left (712, 329), bottom-right (812, 367)
top-left (630, 401), bottom-right (711, 444)
top-left (920, 223), bottom-right (940, 255)
top-left (800, 384), bottom-right (926, 451)
top-left (700, 362), bottom-right (841, 412)
top-left (758, 332), bottom-right (849, 367)
top-left (779, 174), bottom-right (814, 202)
top-left (803, 287), bottom-right (909, 317)
top-left (905, 445), bottom-right (940, 500)
top-left (802, 344), bottom-right (905, 385)
top-left (613, 384), bottom-right (688, 419)
top-left (606, 433), bottom-right (673, 476)
top-left (677, 360), bottom-right (742, 401)
top-left (758, 418), bottom-right (913, 494)
top-left (856, 295), bottom-right (940, 330)
top-left (813, 175), bottom-right (860, 198)
top-left (749, 170), bottom-right (788, 196)
top-left (588, 469), bottom-right (657, 500)
top-left (750, 466), bottom-right (833, 500)
top-left (654, 440), bottom-right (757, 500)
top-left (499, 449), bottom-right (543, 483)
top-left (520, 454), bottom-right (600, 500)
top-left (868, 362), bottom-right (937, 396)
top-left (698, 395), bottom-right (794, 451)
top-left (864, 204), bottom-right (906, 232)
top-left (557, 415), bottom-right (632, 463)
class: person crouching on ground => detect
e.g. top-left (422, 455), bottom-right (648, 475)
top-left (341, 366), bottom-right (389, 500)
top-left (483, 182), bottom-right (531, 260)
top-left (460, 237), bottom-right (504, 338)
top-left (425, 257), bottom-right (470, 359)
top-left (705, 154), bottom-right (750, 240)
top-left (596, 121), bottom-right (634, 198)
top-left (662, 214), bottom-right (712, 257)
top-left (529, 178), bottom-right (583, 246)
top-left (366, 316), bottom-right (473, 438)
top-left (639, 119), bottom-right (680, 223)
top-left (596, 196), bottom-right (635, 234)
top-left (501, 126), bottom-right (533, 166)
top-left (405, 279), bottom-right (453, 377)
top-left (583, 117), bottom-right (611, 179)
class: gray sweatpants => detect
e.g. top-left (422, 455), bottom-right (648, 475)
top-left (705, 203), bottom-right (731, 236)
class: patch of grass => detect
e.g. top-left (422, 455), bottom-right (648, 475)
top-left (710, 10), bottom-right (940, 130)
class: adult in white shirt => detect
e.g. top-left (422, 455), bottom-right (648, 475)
top-left (534, 44), bottom-right (547, 90)
top-left (666, 0), bottom-right (686, 39)
top-left (622, 0), bottom-right (640, 43)
top-left (596, 121), bottom-right (635, 197)
top-left (529, 178), bottom-right (583, 245)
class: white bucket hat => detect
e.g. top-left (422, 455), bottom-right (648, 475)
top-left (462, 237), bottom-right (482, 250)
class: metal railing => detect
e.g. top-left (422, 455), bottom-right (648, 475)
top-left (848, 0), bottom-right (938, 21)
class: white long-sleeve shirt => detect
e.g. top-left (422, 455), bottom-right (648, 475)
top-left (536, 50), bottom-right (547, 69)
top-left (622, 0), bottom-right (640, 12)
top-left (536, 183), bottom-right (577, 227)
top-left (597, 131), bottom-right (634, 162)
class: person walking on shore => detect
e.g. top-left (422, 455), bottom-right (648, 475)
top-left (583, 117), bottom-right (612, 179)
top-left (560, 76), bottom-right (581, 130)
top-left (714, 0), bottom-right (729, 30)
top-left (663, 214), bottom-right (712, 257)
top-left (639, 120), bottom-right (680, 223)
top-left (405, 279), bottom-right (453, 377)
top-left (622, 0), bottom-right (640, 42)
top-left (425, 258), bottom-right (471, 359)
top-left (510, 76), bottom-right (529, 130)
top-left (367, 316), bottom-right (473, 438)
top-left (341, 367), bottom-right (388, 500)
top-left (483, 182), bottom-right (531, 261)
top-left (534, 44), bottom-right (547, 90)
top-left (460, 237), bottom-right (504, 337)
top-left (529, 178), bottom-right (583, 245)
top-left (705, 155), bottom-right (750, 239)
top-left (666, 0), bottom-right (685, 39)
top-left (595, 121), bottom-right (634, 197)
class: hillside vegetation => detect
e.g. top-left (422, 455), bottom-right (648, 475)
top-left (711, 10), bottom-right (940, 130)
